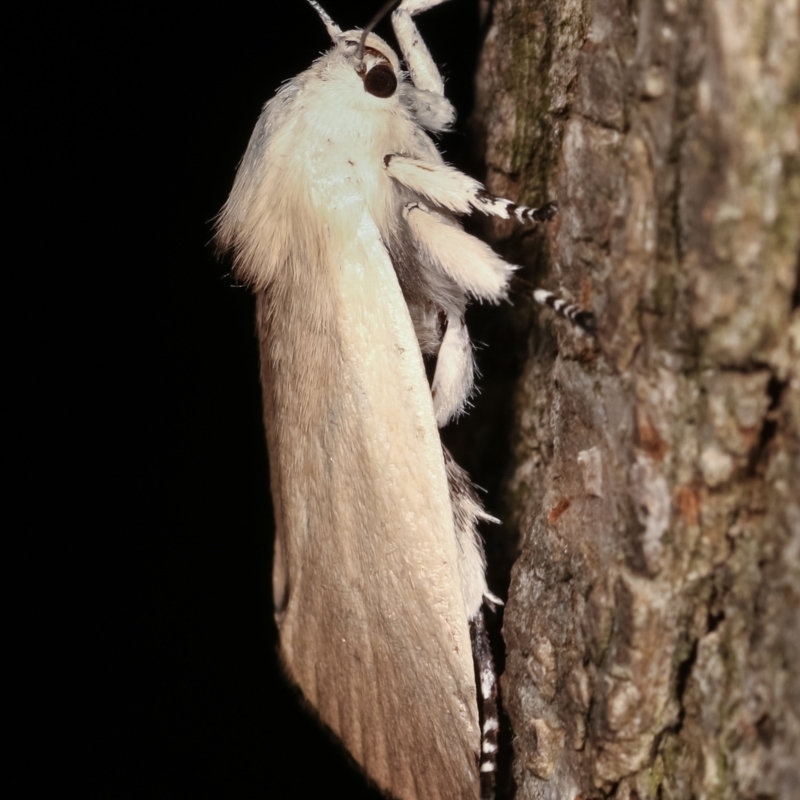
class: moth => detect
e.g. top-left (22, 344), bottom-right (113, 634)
top-left (216, 2), bottom-right (572, 798)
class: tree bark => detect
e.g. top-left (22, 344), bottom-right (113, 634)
top-left (472, 0), bottom-right (800, 797)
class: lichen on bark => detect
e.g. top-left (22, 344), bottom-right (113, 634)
top-left (473, 1), bottom-right (800, 798)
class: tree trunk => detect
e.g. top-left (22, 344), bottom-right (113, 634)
top-left (471, 0), bottom-right (800, 797)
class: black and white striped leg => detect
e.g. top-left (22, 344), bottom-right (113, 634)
top-left (474, 191), bottom-right (559, 225)
top-left (533, 288), bottom-right (597, 334)
top-left (470, 609), bottom-right (499, 800)
top-left (384, 155), bottom-right (559, 225)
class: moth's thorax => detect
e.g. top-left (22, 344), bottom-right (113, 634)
top-left (301, 76), bottom-right (404, 146)
top-left (277, 51), bottom-right (416, 240)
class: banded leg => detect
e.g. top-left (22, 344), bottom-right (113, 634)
top-left (533, 288), bottom-right (597, 334)
top-left (431, 312), bottom-right (474, 428)
top-left (385, 154), bottom-right (558, 224)
top-left (470, 609), bottom-right (499, 800)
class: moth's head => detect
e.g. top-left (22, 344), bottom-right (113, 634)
top-left (307, 0), bottom-right (402, 100)
top-left (343, 31), bottom-right (401, 99)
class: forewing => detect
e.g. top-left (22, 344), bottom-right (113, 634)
top-left (258, 215), bottom-right (480, 800)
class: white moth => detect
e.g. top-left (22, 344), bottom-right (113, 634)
top-left (216, 2), bottom-right (569, 798)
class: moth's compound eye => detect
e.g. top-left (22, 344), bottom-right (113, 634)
top-left (364, 64), bottom-right (397, 98)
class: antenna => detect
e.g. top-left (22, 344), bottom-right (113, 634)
top-left (356, 0), bottom-right (401, 63)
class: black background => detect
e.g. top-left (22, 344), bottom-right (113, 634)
top-left (79, 2), bottom-right (487, 797)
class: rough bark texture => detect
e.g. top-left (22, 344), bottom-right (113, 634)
top-left (473, 0), bottom-right (800, 798)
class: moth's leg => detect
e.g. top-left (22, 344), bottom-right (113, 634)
top-left (397, 0), bottom-right (453, 13)
top-left (393, 0), bottom-right (454, 96)
top-left (534, 288), bottom-right (597, 334)
top-left (444, 447), bottom-right (496, 631)
top-left (470, 609), bottom-right (499, 800)
top-left (445, 450), bottom-right (500, 794)
top-left (404, 202), bottom-right (513, 303)
top-left (431, 312), bottom-right (474, 428)
top-left (386, 154), bottom-right (559, 224)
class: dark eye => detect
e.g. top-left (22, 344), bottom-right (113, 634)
top-left (364, 64), bottom-right (397, 98)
